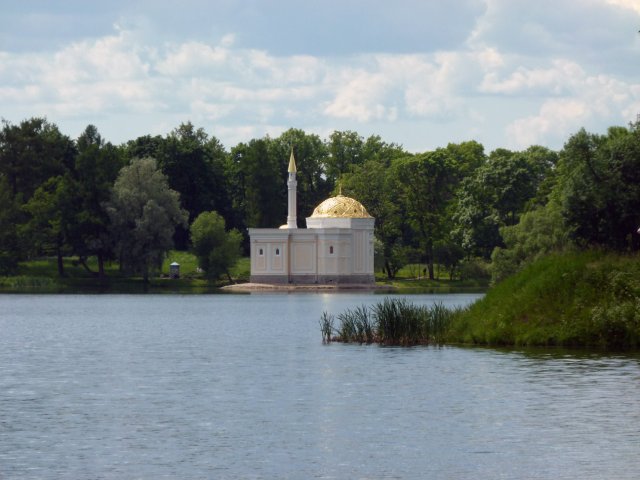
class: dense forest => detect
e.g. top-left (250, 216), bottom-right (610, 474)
top-left (1, 117), bottom-right (639, 282)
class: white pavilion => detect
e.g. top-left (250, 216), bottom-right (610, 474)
top-left (248, 150), bottom-right (375, 284)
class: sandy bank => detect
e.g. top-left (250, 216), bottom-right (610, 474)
top-left (222, 282), bottom-right (395, 292)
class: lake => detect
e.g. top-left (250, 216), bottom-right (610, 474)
top-left (1, 292), bottom-right (639, 479)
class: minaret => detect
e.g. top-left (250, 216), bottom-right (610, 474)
top-left (286, 148), bottom-right (298, 228)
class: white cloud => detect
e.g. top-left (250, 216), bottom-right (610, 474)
top-left (323, 68), bottom-right (393, 122)
top-left (505, 72), bottom-right (640, 148)
top-left (1, 1), bottom-right (639, 152)
top-left (507, 99), bottom-right (591, 148)
top-left (604, 0), bottom-right (640, 14)
top-left (155, 41), bottom-right (228, 75)
top-left (480, 59), bottom-right (585, 95)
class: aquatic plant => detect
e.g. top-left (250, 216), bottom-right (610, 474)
top-left (323, 298), bottom-right (455, 346)
top-left (337, 305), bottom-right (375, 343)
top-left (319, 311), bottom-right (336, 343)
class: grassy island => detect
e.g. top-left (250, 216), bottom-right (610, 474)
top-left (447, 251), bottom-right (640, 349)
top-left (324, 251), bottom-right (640, 350)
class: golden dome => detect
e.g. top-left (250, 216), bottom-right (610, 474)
top-left (310, 195), bottom-right (372, 218)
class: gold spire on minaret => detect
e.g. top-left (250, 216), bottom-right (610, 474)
top-left (288, 148), bottom-right (297, 173)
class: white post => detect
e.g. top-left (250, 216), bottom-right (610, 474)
top-left (287, 149), bottom-right (298, 229)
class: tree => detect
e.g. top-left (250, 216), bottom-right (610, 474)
top-left (190, 211), bottom-right (242, 282)
top-left (106, 158), bottom-right (188, 283)
top-left (0, 174), bottom-right (20, 274)
top-left (69, 125), bottom-right (124, 277)
top-left (361, 134), bottom-right (407, 167)
top-left (393, 151), bottom-right (456, 279)
top-left (490, 201), bottom-right (571, 283)
top-left (227, 138), bottom-right (284, 231)
top-left (442, 140), bottom-right (486, 181)
top-left (342, 158), bottom-right (405, 278)
top-left (0, 118), bottom-right (75, 200)
top-left (453, 148), bottom-right (552, 258)
top-left (155, 122), bottom-right (231, 249)
top-left (325, 130), bottom-right (365, 182)
top-left (20, 175), bottom-right (76, 276)
top-left (558, 125), bottom-right (640, 251)
top-left (123, 134), bottom-right (164, 160)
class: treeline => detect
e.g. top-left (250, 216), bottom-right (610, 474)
top-left (1, 117), bottom-right (639, 281)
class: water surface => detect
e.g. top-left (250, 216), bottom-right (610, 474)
top-left (1, 293), bottom-right (639, 479)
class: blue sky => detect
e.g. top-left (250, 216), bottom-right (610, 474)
top-left (1, 0), bottom-right (639, 152)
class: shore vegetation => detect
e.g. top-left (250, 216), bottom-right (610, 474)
top-left (325, 251), bottom-right (640, 350)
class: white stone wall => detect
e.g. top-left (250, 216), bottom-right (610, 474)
top-left (248, 218), bottom-right (375, 284)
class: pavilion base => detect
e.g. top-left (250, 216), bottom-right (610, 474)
top-left (249, 274), bottom-right (375, 285)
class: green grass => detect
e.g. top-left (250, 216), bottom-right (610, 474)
top-left (446, 250), bottom-right (640, 349)
top-left (162, 251), bottom-right (200, 277)
top-left (1, 252), bottom-right (251, 293)
top-left (325, 251), bottom-right (640, 350)
top-left (374, 263), bottom-right (490, 292)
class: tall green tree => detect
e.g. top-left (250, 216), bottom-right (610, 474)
top-left (156, 122), bottom-right (231, 249)
top-left (453, 147), bottom-right (552, 258)
top-left (0, 174), bottom-right (20, 274)
top-left (325, 130), bottom-right (365, 182)
top-left (0, 118), bottom-right (75, 200)
top-left (20, 175), bottom-right (76, 276)
top-left (190, 211), bottom-right (242, 282)
top-left (442, 140), bottom-right (486, 181)
top-left (123, 134), bottom-right (164, 161)
top-left (106, 158), bottom-right (188, 283)
top-left (491, 200), bottom-right (571, 283)
top-left (558, 124), bottom-right (640, 250)
top-left (393, 151), bottom-right (456, 279)
top-left (227, 138), bottom-right (284, 231)
top-left (69, 125), bottom-right (124, 277)
top-left (342, 158), bottom-right (405, 278)
top-left (361, 134), bottom-right (407, 167)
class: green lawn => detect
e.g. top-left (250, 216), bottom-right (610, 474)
top-left (375, 263), bottom-right (489, 292)
top-left (2, 252), bottom-right (250, 293)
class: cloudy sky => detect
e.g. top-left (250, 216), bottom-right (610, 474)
top-left (1, 0), bottom-right (639, 152)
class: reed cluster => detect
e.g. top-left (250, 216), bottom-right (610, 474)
top-left (321, 297), bottom-right (456, 346)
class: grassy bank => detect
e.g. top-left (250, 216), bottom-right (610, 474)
top-left (446, 250), bottom-right (640, 349)
top-left (0, 252), bottom-right (250, 293)
top-left (325, 251), bottom-right (640, 350)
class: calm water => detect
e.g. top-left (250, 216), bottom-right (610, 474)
top-left (1, 293), bottom-right (639, 479)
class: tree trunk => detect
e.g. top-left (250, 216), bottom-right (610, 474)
top-left (56, 247), bottom-right (65, 277)
top-left (98, 254), bottom-right (105, 278)
top-left (384, 259), bottom-right (395, 279)
top-left (426, 241), bottom-right (435, 280)
top-left (79, 256), bottom-right (98, 276)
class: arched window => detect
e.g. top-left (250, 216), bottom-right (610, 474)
top-left (275, 248), bottom-right (280, 256)
top-left (259, 248), bottom-right (264, 256)
top-left (329, 245), bottom-right (334, 255)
